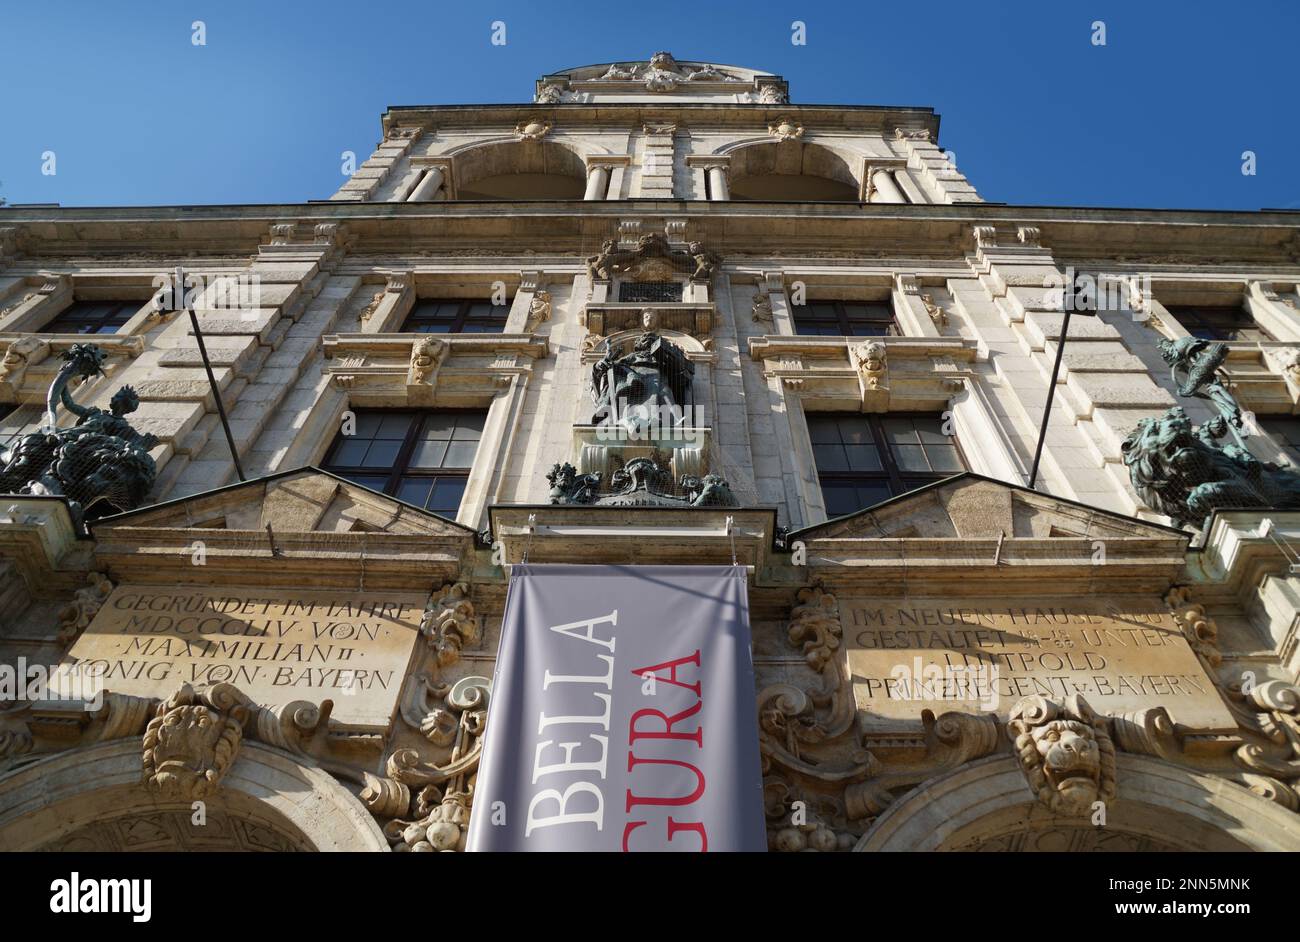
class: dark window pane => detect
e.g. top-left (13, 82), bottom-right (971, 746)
top-left (337, 473), bottom-right (390, 491)
top-left (618, 281), bottom-right (682, 303)
top-left (855, 483), bottom-right (893, 507)
top-left (45, 300), bottom-right (138, 335)
top-left (806, 416), bottom-right (842, 444)
top-left (362, 440), bottom-right (402, 467)
top-left (378, 414), bottom-right (413, 437)
top-left (822, 484), bottom-right (861, 517)
top-left (396, 478), bottom-right (433, 507)
top-left (844, 444), bottom-right (883, 471)
top-left (428, 477), bottom-right (468, 514)
top-left (329, 439), bottom-right (369, 466)
top-left (812, 444), bottom-right (849, 472)
top-left (1165, 304), bottom-right (1272, 342)
top-left (452, 413), bottom-right (485, 438)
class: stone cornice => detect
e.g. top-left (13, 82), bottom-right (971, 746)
top-left (3, 203), bottom-right (1298, 267)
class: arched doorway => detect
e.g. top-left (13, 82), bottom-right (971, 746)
top-left (856, 754), bottom-right (1300, 852)
top-left (0, 739), bottom-right (388, 852)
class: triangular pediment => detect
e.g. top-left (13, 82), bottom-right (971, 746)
top-left (791, 473), bottom-right (1188, 544)
top-left (92, 468), bottom-right (474, 539)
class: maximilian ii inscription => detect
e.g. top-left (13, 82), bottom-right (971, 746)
top-left (846, 596), bottom-right (1235, 730)
top-left (58, 585), bottom-right (427, 728)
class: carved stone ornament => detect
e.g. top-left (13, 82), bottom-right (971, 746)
top-left (1264, 345), bottom-right (1300, 382)
top-left (0, 344), bottom-right (159, 522)
top-left (525, 289), bottom-right (552, 331)
top-left (55, 570), bottom-right (114, 645)
top-left (357, 288), bottom-right (385, 324)
top-left (546, 457), bottom-right (738, 508)
top-left (363, 675), bottom-right (491, 851)
top-left (895, 127), bottom-right (932, 142)
top-left (585, 232), bottom-right (716, 284)
top-left (768, 117), bottom-right (804, 142)
top-left (535, 83), bottom-right (565, 104)
top-left (757, 83), bottom-right (789, 105)
top-left (0, 336), bottom-right (47, 388)
top-left (1007, 694), bottom-right (1117, 815)
top-left (752, 291), bottom-right (774, 323)
top-left (408, 337), bottom-right (448, 386)
top-left (920, 293), bottom-right (947, 329)
top-left (141, 683), bottom-right (248, 800)
top-left (420, 582), bottom-right (479, 667)
top-left (853, 340), bottom-right (888, 391)
top-left (514, 119), bottom-right (552, 141)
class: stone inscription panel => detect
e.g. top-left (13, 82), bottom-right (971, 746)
top-left (845, 596), bottom-right (1234, 730)
top-left (59, 585), bottom-right (427, 728)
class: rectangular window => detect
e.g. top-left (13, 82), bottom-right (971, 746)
top-left (1261, 416), bottom-right (1300, 465)
top-left (43, 300), bottom-right (139, 334)
top-left (791, 300), bottom-right (896, 337)
top-left (321, 409), bottom-right (485, 516)
top-left (1163, 304), bottom-right (1273, 342)
top-left (618, 281), bottom-right (683, 303)
top-left (401, 298), bottom-right (509, 334)
top-left (807, 412), bottom-right (965, 517)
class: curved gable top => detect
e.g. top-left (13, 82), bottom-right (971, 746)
top-left (535, 52), bottom-right (789, 104)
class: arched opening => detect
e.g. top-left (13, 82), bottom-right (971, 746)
top-left (727, 141), bottom-right (860, 202)
top-left (454, 140), bottom-right (586, 200)
top-left (0, 739), bottom-right (388, 852)
top-left (856, 754), bottom-right (1300, 852)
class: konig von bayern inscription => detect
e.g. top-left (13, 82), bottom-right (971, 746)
top-left (847, 597), bottom-right (1234, 730)
top-left (58, 585), bottom-right (427, 727)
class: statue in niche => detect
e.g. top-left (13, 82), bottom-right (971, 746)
top-left (0, 343), bottom-right (158, 521)
top-left (1121, 406), bottom-right (1300, 531)
top-left (591, 332), bottom-right (694, 436)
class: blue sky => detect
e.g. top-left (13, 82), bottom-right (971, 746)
top-left (1, 0), bottom-right (1296, 210)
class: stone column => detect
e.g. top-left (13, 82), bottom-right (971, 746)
top-left (584, 165), bottom-right (610, 200)
top-left (406, 166), bottom-right (445, 202)
top-left (869, 168), bottom-right (906, 204)
top-left (707, 165), bottom-right (731, 200)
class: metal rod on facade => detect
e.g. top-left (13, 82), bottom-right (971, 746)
top-left (179, 269), bottom-right (245, 481)
top-left (1028, 293), bottom-right (1074, 490)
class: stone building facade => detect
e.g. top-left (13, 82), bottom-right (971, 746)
top-left (0, 54), bottom-right (1298, 852)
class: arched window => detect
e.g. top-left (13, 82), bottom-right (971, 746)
top-left (726, 141), bottom-right (860, 202)
top-left (453, 141), bottom-right (587, 200)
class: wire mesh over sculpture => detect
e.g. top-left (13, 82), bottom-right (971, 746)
top-left (546, 457), bottom-right (738, 508)
top-left (591, 331), bottom-right (696, 437)
top-left (1122, 407), bottom-right (1300, 531)
top-left (0, 343), bottom-right (159, 521)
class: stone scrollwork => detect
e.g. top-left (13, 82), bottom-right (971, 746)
top-left (1165, 586), bottom-right (1222, 669)
top-left (525, 289), bottom-right (552, 331)
top-left (852, 340), bottom-right (887, 392)
top-left (1007, 694), bottom-right (1117, 816)
top-left (55, 570), bottom-right (114, 645)
top-left (0, 336), bottom-right (47, 389)
top-left (364, 675), bottom-right (491, 852)
top-left (420, 582), bottom-right (479, 668)
top-left (1228, 679), bottom-right (1300, 811)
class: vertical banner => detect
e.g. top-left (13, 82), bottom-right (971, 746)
top-left (467, 564), bottom-right (765, 851)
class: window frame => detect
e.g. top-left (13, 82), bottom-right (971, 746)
top-left (807, 411), bottom-right (967, 517)
top-left (42, 299), bottom-right (141, 335)
top-left (400, 297), bottom-right (511, 334)
top-left (791, 299), bottom-right (898, 337)
top-left (1163, 303), bottom-right (1274, 342)
top-left (320, 408), bottom-right (486, 516)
